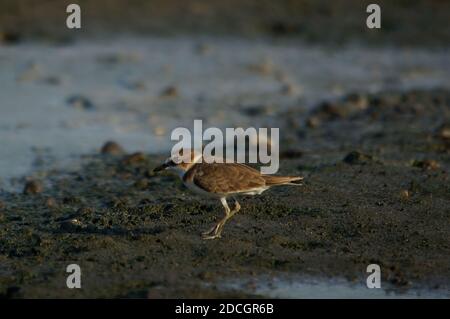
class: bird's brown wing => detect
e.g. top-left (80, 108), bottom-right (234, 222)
top-left (189, 163), bottom-right (266, 194)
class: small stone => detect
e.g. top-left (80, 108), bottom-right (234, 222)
top-left (400, 190), bottom-right (410, 200)
top-left (317, 101), bottom-right (345, 119)
top-left (241, 104), bottom-right (273, 117)
top-left (412, 160), bottom-right (440, 170)
top-left (306, 116), bottom-right (321, 128)
top-left (0, 31), bottom-right (21, 44)
top-left (343, 151), bottom-right (373, 165)
top-left (42, 76), bottom-right (62, 86)
top-left (122, 152), bottom-right (145, 165)
top-left (280, 83), bottom-right (298, 95)
top-left (344, 93), bottom-right (369, 111)
top-left (436, 124), bottom-right (450, 140)
top-left (195, 43), bottom-right (212, 55)
top-left (101, 141), bottom-right (124, 155)
top-left (76, 207), bottom-right (94, 216)
top-left (45, 197), bottom-right (58, 208)
top-left (66, 95), bottom-right (94, 110)
top-left (23, 180), bottom-right (43, 195)
top-left (160, 85), bottom-right (178, 97)
top-left (60, 219), bottom-right (84, 232)
top-left (280, 149), bottom-right (303, 159)
top-left (247, 59), bottom-right (274, 76)
top-left (134, 179), bottom-right (149, 189)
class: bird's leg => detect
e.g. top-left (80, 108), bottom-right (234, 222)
top-left (202, 198), bottom-right (241, 240)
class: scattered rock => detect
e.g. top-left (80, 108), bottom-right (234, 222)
top-left (66, 95), bottom-right (95, 110)
top-left (101, 141), bottom-right (124, 155)
top-left (41, 76), bottom-right (62, 86)
top-left (0, 31), bottom-right (21, 44)
top-left (241, 104), bottom-right (274, 117)
top-left (280, 149), bottom-right (303, 159)
top-left (0, 200), bottom-right (5, 210)
top-left (60, 219), bottom-right (84, 232)
top-left (195, 43), bottom-right (212, 55)
top-left (269, 21), bottom-right (300, 36)
top-left (306, 116), bottom-right (321, 128)
top-left (160, 85), bottom-right (178, 97)
top-left (23, 180), bottom-right (43, 195)
top-left (122, 152), bottom-right (146, 165)
top-left (343, 151), bottom-right (373, 165)
top-left (45, 197), bottom-right (58, 208)
top-left (344, 93), bottom-right (369, 111)
top-left (412, 159), bottom-right (440, 170)
top-left (76, 207), bottom-right (94, 216)
top-left (247, 59), bottom-right (274, 76)
top-left (280, 83), bottom-right (300, 96)
top-left (316, 101), bottom-right (345, 119)
top-left (399, 190), bottom-right (410, 200)
top-left (134, 179), bottom-right (150, 189)
top-left (122, 80), bottom-right (146, 91)
top-left (436, 124), bottom-right (450, 140)
top-left (97, 52), bottom-right (140, 65)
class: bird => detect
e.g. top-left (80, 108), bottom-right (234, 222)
top-left (153, 149), bottom-right (303, 239)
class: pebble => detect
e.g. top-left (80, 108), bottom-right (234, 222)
top-left (436, 124), bottom-right (450, 140)
top-left (122, 152), bottom-right (146, 165)
top-left (134, 179), bottom-right (150, 189)
top-left (101, 141), bottom-right (124, 155)
top-left (306, 116), bottom-right (321, 128)
top-left (280, 149), bottom-right (303, 159)
top-left (343, 151), bottom-right (373, 165)
top-left (247, 59), bottom-right (274, 76)
top-left (23, 180), bottom-right (43, 195)
top-left (0, 31), bottom-right (21, 44)
top-left (195, 43), bottom-right (212, 55)
top-left (66, 95), bottom-right (95, 110)
top-left (160, 85), bottom-right (178, 97)
top-left (59, 219), bottom-right (84, 232)
top-left (412, 159), bottom-right (440, 170)
top-left (399, 190), bottom-right (410, 200)
top-left (45, 197), bottom-right (58, 208)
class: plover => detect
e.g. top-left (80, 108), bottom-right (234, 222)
top-left (153, 150), bottom-right (303, 239)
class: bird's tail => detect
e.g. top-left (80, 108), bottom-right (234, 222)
top-left (262, 175), bottom-right (303, 186)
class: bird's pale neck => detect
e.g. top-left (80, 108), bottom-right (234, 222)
top-left (170, 152), bottom-right (202, 178)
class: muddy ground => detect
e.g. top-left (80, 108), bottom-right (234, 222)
top-left (0, 88), bottom-right (449, 298)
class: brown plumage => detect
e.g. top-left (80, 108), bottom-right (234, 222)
top-left (153, 151), bottom-right (303, 239)
top-left (184, 163), bottom-right (301, 194)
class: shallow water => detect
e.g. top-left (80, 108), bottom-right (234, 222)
top-left (1, 37), bottom-right (450, 189)
top-left (221, 275), bottom-right (449, 299)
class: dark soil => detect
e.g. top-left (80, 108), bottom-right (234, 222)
top-left (0, 88), bottom-right (449, 298)
top-left (1, 0), bottom-right (450, 46)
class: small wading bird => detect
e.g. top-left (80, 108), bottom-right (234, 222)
top-left (153, 150), bottom-right (303, 239)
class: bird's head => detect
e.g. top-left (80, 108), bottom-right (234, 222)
top-left (153, 148), bottom-right (202, 176)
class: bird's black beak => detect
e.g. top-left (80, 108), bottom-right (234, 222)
top-left (153, 163), bottom-right (168, 173)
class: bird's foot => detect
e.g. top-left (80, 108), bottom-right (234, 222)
top-left (202, 233), bottom-right (221, 240)
top-left (202, 223), bottom-right (222, 240)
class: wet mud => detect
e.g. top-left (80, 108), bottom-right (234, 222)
top-left (0, 89), bottom-right (449, 298)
